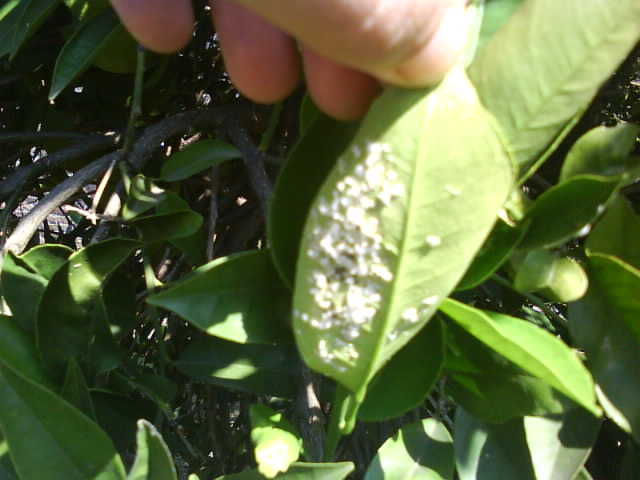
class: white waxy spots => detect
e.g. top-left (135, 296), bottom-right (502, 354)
top-left (401, 307), bottom-right (419, 323)
top-left (301, 141), bottom-right (405, 369)
top-left (421, 295), bottom-right (439, 306)
top-left (444, 185), bottom-right (461, 196)
top-left (425, 235), bottom-right (442, 248)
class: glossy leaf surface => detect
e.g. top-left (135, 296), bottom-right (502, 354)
top-left (127, 420), bottom-right (177, 480)
top-left (518, 175), bottom-right (620, 249)
top-left (49, 7), bottom-right (121, 100)
top-left (440, 299), bottom-right (599, 416)
top-left (148, 250), bottom-right (292, 344)
top-left (358, 318), bottom-right (444, 422)
top-left (36, 239), bottom-right (140, 377)
top-left (469, 0), bottom-right (640, 174)
top-left (0, 362), bottom-right (126, 480)
top-left (0, 316), bottom-right (51, 388)
top-left (175, 336), bottom-right (300, 398)
top-left (365, 418), bottom-right (454, 480)
top-left (269, 114), bottom-right (360, 288)
top-left (560, 124), bottom-right (639, 181)
top-left (293, 68), bottom-right (512, 399)
top-left (159, 139), bottom-right (241, 182)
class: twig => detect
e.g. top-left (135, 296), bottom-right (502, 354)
top-left (0, 133), bottom-right (120, 202)
top-left (206, 165), bottom-right (219, 261)
top-left (0, 131), bottom-right (99, 143)
top-left (294, 365), bottom-right (325, 462)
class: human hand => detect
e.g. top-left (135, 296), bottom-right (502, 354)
top-left (109, 0), bottom-right (467, 120)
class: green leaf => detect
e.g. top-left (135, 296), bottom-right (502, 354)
top-left (0, 315), bottom-right (51, 388)
top-left (457, 219), bottom-right (525, 290)
top-left (293, 67), bottom-right (512, 401)
top-left (155, 192), bottom-right (207, 264)
top-left (49, 7), bottom-right (121, 100)
top-left (586, 195), bottom-right (640, 270)
top-left (518, 175), bottom-right (621, 249)
top-left (250, 405), bottom-right (302, 479)
top-left (570, 254), bottom-right (640, 439)
top-left (127, 419), bottom-right (177, 480)
top-left (159, 140), bottom-right (241, 182)
top-left (524, 407), bottom-right (599, 480)
top-left (87, 297), bottom-right (124, 376)
top-left (123, 175), bottom-right (166, 221)
top-left (131, 210), bottom-right (203, 244)
top-left (454, 409), bottom-right (535, 480)
top-left (445, 320), bottom-right (564, 423)
top-left (560, 123), bottom-right (639, 181)
top-left (365, 418), bottom-right (454, 480)
top-left (0, 0), bottom-right (26, 58)
top-left (10, 0), bottom-right (61, 58)
top-left (468, 0), bottom-right (640, 174)
top-left (174, 336), bottom-right (301, 398)
top-left (148, 250), bottom-right (292, 344)
top-left (298, 94), bottom-right (323, 135)
top-left (358, 318), bottom-right (443, 422)
top-left (61, 358), bottom-right (96, 420)
top-left (215, 462), bottom-right (354, 480)
top-left (1, 252), bottom-right (48, 332)
top-left (0, 362), bottom-right (126, 480)
top-left (36, 239), bottom-right (140, 378)
top-left (476, 0), bottom-right (523, 53)
top-left (269, 114), bottom-right (361, 288)
top-left (20, 244), bottom-right (73, 279)
top-left (440, 299), bottom-right (599, 416)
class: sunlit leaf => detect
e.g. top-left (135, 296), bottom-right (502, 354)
top-left (586, 195), bottom-right (640, 270)
top-left (0, 362), bottom-right (126, 480)
top-left (159, 140), bottom-right (241, 182)
top-left (148, 250), bottom-right (292, 344)
top-left (468, 0), bottom-right (640, 175)
top-left (358, 318), bottom-right (444, 422)
top-left (518, 175), bottom-right (621, 249)
top-left (440, 299), bottom-right (599, 416)
top-left (269, 114), bottom-right (361, 288)
top-left (20, 244), bottom-right (73, 279)
top-left (127, 420), bottom-right (177, 480)
top-left (293, 68), bottom-right (512, 407)
top-left (560, 123), bottom-right (639, 181)
top-left (175, 336), bottom-right (301, 398)
top-left (36, 239), bottom-right (141, 378)
top-left (49, 7), bottom-right (121, 100)
top-left (122, 175), bottom-right (166, 221)
top-left (365, 418), bottom-right (454, 480)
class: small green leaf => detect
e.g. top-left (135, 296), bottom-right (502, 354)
top-left (358, 318), bottom-right (444, 422)
top-left (269, 114), bottom-right (361, 288)
top-left (175, 336), bottom-right (301, 398)
top-left (586, 195), bottom-right (640, 270)
top-left (49, 7), bottom-right (121, 100)
top-left (131, 210), bottom-right (202, 244)
top-left (293, 67), bottom-right (512, 402)
top-left (127, 419), bottom-right (177, 480)
top-left (250, 405), bottom-right (302, 479)
top-left (123, 175), bottom-right (166, 221)
top-left (0, 362), bottom-right (126, 480)
top-left (10, 0), bottom-right (61, 58)
top-left (61, 358), bottom-right (96, 420)
top-left (36, 239), bottom-right (141, 378)
top-left (468, 0), bottom-right (640, 174)
top-left (524, 407), bottom-right (600, 480)
top-left (454, 409), bottom-right (535, 480)
top-left (159, 140), bottom-right (241, 182)
top-left (445, 320), bottom-right (565, 423)
top-left (457, 219), bottom-right (525, 290)
top-left (440, 299), bottom-right (599, 416)
top-left (20, 244), bottom-right (73, 279)
top-left (148, 250), bottom-right (292, 344)
top-left (365, 418), bottom-right (454, 480)
top-left (215, 462), bottom-right (354, 480)
top-left (560, 123), bottom-right (639, 181)
top-left (518, 175), bottom-right (621, 249)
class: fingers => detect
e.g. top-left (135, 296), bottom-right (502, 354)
top-left (211, 0), bottom-right (301, 104)
top-left (230, 0), bottom-right (467, 87)
top-left (109, 0), bottom-right (194, 53)
top-left (302, 48), bottom-right (382, 121)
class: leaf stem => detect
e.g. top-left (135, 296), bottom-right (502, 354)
top-left (123, 46), bottom-right (146, 154)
